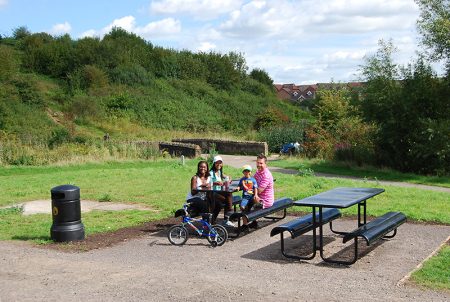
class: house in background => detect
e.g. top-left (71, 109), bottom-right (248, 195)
top-left (274, 82), bottom-right (363, 104)
top-left (274, 83), bottom-right (318, 105)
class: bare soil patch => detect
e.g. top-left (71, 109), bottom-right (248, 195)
top-left (42, 216), bottom-right (179, 252)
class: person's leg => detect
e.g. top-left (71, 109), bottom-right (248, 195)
top-left (209, 192), bottom-right (222, 224)
top-left (187, 197), bottom-right (208, 217)
top-left (217, 192), bottom-right (235, 227)
top-left (224, 192), bottom-right (233, 219)
top-left (241, 196), bottom-right (254, 226)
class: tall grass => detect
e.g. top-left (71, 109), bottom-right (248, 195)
top-left (0, 138), bottom-right (161, 166)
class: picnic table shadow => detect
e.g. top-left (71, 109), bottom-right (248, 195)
top-left (240, 233), bottom-right (386, 267)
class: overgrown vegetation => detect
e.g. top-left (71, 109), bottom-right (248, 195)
top-left (0, 0), bottom-right (449, 175)
top-left (0, 27), bottom-right (306, 165)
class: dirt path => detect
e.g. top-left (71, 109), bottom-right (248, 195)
top-left (218, 154), bottom-right (450, 193)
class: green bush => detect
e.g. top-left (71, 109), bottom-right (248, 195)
top-left (48, 127), bottom-right (71, 149)
top-left (68, 65), bottom-right (108, 91)
top-left (109, 64), bottom-right (152, 86)
top-left (258, 123), bottom-right (307, 153)
top-left (0, 45), bottom-right (19, 80)
top-left (254, 107), bottom-right (290, 130)
top-left (242, 78), bottom-right (272, 97)
top-left (11, 74), bottom-right (45, 106)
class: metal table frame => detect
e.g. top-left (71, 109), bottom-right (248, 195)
top-left (293, 187), bottom-right (385, 265)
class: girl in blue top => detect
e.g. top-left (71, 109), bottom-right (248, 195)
top-left (209, 156), bottom-right (235, 227)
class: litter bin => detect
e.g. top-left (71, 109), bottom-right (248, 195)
top-left (50, 184), bottom-right (85, 242)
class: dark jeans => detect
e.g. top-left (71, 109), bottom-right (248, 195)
top-left (209, 192), bottom-right (232, 224)
top-left (186, 197), bottom-right (209, 217)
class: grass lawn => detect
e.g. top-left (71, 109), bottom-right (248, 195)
top-left (271, 157), bottom-right (450, 188)
top-left (0, 158), bottom-right (449, 290)
top-left (411, 245), bottom-right (450, 291)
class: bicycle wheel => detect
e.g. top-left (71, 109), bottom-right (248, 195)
top-left (167, 225), bottom-right (188, 246)
top-left (207, 224), bottom-right (228, 246)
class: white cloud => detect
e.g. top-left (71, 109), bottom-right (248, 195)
top-left (150, 0), bottom-right (243, 20)
top-left (135, 18), bottom-right (181, 38)
top-left (0, 0), bottom-right (7, 8)
top-left (78, 16), bottom-right (181, 39)
top-left (197, 41), bottom-right (216, 52)
top-left (216, 0), bottom-right (419, 41)
top-left (49, 22), bottom-right (72, 35)
top-left (219, 1), bottom-right (298, 39)
top-left (324, 50), bottom-right (366, 62)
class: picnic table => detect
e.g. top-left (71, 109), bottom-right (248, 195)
top-left (271, 187), bottom-right (406, 265)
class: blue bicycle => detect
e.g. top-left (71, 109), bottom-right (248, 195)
top-left (168, 203), bottom-right (228, 247)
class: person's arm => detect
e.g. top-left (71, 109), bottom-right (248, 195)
top-left (253, 187), bottom-right (259, 199)
top-left (255, 174), bottom-right (270, 202)
top-left (211, 171), bottom-right (223, 186)
top-left (190, 176), bottom-right (198, 196)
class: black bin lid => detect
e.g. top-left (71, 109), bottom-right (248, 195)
top-left (51, 185), bottom-right (80, 201)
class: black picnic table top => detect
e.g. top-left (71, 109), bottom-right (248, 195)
top-left (293, 187), bottom-right (385, 208)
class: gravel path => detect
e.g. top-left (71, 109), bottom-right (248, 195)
top-left (1, 219), bottom-right (449, 301)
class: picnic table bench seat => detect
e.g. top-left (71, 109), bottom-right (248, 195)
top-left (343, 211), bottom-right (406, 245)
top-left (334, 211), bottom-right (406, 264)
top-left (232, 195), bottom-right (242, 211)
top-left (229, 197), bottom-right (293, 237)
top-left (270, 208), bottom-right (342, 260)
top-left (270, 208), bottom-right (342, 238)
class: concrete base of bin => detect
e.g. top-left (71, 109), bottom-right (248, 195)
top-left (50, 220), bottom-right (85, 242)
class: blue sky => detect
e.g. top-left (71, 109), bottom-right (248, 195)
top-left (0, 0), bottom-right (444, 84)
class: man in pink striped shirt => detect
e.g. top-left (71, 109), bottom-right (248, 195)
top-left (254, 153), bottom-right (274, 209)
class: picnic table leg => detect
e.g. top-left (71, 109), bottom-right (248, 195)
top-left (358, 200), bottom-right (367, 227)
top-left (320, 206), bottom-right (360, 265)
top-left (277, 206), bottom-right (317, 261)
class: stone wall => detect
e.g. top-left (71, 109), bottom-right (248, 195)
top-left (172, 139), bottom-right (267, 156)
top-left (159, 141), bottom-right (202, 158)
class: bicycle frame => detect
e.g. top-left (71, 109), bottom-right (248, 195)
top-left (181, 215), bottom-right (217, 239)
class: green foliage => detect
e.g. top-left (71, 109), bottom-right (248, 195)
top-left (109, 64), bottom-right (152, 86)
top-left (48, 127), bottom-right (71, 149)
top-left (415, 0), bottom-right (450, 64)
top-left (106, 93), bottom-right (134, 111)
top-left (68, 95), bottom-right (103, 120)
top-left (258, 123), bottom-right (307, 153)
top-left (241, 77), bottom-right (273, 97)
top-left (149, 47), bottom-right (180, 78)
top-left (312, 89), bottom-right (376, 164)
top-left (254, 107), bottom-right (290, 130)
top-left (11, 74), bottom-right (45, 106)
top-left (303, 123), bottom-right (335, 159)
top-left (249, 68), bottom-right (274, 88)
top-left (101, 27), bottom-right (153, 69)
top-left (360, 41), bottom-right (450, 174)
top-left (201, 51), bottom-right (241, 90)
top-left (0, 45), bottom-right (19, 80)
top-left (68, 65), bottom-right (109, 91)
top-left (12, 26), bottom-right (31, 40)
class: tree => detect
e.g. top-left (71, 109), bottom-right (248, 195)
top-left (249, 68), bottom-right (274, 88)
top-left (227, 51), bottom-right (248, 79)
top-left (360, 40), bottom-right (450, 174)
top-left (415, 0), bottom-right (450, 65)
top-left (12, 26), bottom-right (31, 40)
